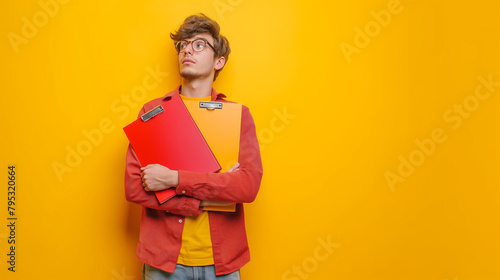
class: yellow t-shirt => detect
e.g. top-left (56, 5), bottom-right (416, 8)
top-left (177, 94), bottom-right (214, 266)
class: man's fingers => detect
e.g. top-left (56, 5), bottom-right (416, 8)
top-left (141, 164), bottom-right (169, 171)
top-left (140, 164), bottom-right (152, 171)
top-left (140, 164), bottom-right (155, 179)
top-left (226, 163), bottom-right (240, 173)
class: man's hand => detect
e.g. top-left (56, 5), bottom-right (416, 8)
top-left (140, 164), bottom-right (179, 192)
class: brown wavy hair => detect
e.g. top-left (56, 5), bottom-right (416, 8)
top-left (170, 14), bottom-right (230, 80)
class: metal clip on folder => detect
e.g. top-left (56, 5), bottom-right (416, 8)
top-left (141, 105), bottom-right (164, 122)
top-left (199, 101), bottom-right (223, 110)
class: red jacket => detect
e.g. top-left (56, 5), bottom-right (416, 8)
top-left (124, 86), bottom-right (263, 275)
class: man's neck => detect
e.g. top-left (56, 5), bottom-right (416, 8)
top-left (180, 78), bottom-right (213, 98)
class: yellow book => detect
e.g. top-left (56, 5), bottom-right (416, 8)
top-left (183, 100), bottom-right (242, 212)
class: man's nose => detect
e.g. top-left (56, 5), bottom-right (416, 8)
top-left (183, 43), bottom-right (194, 55)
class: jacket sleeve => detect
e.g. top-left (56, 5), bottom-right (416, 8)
top-left (175, 105), bottom-right (263, 203)
top-left (123, 105), bottom-right (202, 217)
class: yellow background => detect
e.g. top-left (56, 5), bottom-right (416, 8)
top-left (1, 0), bottom-right (499, 279)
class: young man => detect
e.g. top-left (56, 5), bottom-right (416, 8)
top-left (124, 14), bottom-right (263, 279)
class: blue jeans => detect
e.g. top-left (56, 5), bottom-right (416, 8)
top-left (143, 264), bottom-right (240, 280)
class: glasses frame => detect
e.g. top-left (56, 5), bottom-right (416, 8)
top-left (175, 37), bottom-right (216, 54)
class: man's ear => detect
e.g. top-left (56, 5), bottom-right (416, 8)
top-left (214, 56), bottom-right (226, 70)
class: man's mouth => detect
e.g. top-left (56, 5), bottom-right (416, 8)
top-left (182, 58), bottom-right (195, 64)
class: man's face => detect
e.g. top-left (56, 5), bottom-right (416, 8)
top-left (177, 33), bottom-right (224, 81)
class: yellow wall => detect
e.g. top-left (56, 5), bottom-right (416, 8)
top-left (1, 0), bottom-right (500, 279)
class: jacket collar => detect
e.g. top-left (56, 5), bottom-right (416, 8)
top-left (163, 85), bottom-right (226, 101)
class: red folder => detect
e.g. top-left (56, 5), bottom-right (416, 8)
top-left (123, 95), bottom-right (221, 203)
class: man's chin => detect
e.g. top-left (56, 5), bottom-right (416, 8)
top-left (180, 70), bottom-right (212, 81)
top-left (180, 70), bottom-right (200, 80)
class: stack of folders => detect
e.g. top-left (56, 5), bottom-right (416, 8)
top-left (123, 95), bottom-right (242, 212)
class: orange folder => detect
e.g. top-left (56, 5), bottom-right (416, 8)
top-left (183, 100), bottom-right (242, 212)
top-left (123, 95), bottom-right (221, 204)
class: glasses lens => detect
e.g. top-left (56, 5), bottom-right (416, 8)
top-left (192, 39), bottom-right (206, 52)
top-left (181, 41), bottom-right (189, 51)
top-left (176, 39), bottom-right (208, 53)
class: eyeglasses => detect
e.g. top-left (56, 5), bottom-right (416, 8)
top-left (175, 38), bottom-right (216, 53)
